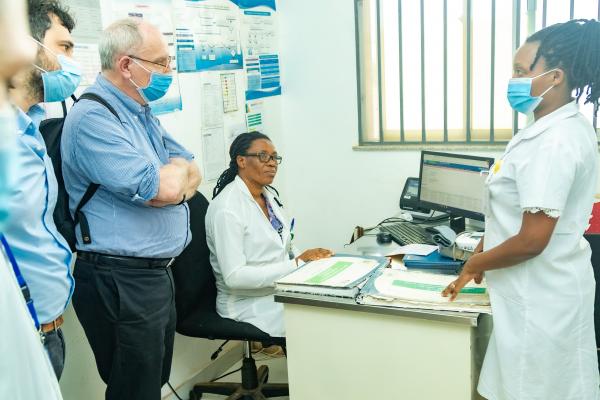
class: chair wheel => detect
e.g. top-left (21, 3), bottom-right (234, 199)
top-left (189, 389), bottom-right (203, 400)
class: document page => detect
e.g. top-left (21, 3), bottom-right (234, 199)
top-left (277, 257), bottom-right (381, 287)
top-left (374, 269), bottom-right (488, 305)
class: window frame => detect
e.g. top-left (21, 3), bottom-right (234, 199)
top-left (355, 0), bottom-right (599, 147)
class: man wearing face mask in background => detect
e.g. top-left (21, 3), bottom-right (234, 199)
top-left (62, 18), bottom-right (200, 400)
top-left (5, 0), bottom-right (79, 380)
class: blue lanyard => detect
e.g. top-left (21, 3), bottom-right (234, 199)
top-left (0, 234), bottom-right (40, 330)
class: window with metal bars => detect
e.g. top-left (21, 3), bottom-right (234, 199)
top-left (355, 0), bottom-right (600, 146)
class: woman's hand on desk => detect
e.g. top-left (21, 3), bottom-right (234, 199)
top-left (441, 256), bottom-right (483, 301)
top-left (296, 248), bottom-right (335, 264)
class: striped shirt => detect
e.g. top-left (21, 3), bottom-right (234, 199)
top-left (61, 75), bottom-right (192, 258)
top-left (3, 105), bottom-right (73, 323)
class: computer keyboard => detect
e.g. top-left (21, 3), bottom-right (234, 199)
top-left (380, 222), bottom-right (436, 246)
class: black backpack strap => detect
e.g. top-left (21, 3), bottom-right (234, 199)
top-left (78, 92), bottom-right (122, 123)
top-left (72, 93), bottom-right (122, 245)
top-left (74, 183), bottom-right (100, 244)
top-left (60, 95), bottom-right (78, 118)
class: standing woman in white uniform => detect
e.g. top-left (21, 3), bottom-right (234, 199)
top-left (443, 19), bottom-right (600, 400)
top-left (206, 132), bottom-right (333, 338)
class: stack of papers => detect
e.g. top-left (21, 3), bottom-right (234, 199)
top-left (275, 254), bottom-right (388, 298)
top-left (386, 243), bottom-right (437, 257)
top-left (357, 268), bottom-right (491, 313)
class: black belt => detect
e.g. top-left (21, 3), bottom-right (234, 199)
top-left (77, 251), bottom-right (175, 269)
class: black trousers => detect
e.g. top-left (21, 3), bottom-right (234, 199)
top-left (72, 257), bottom-right (176, 400)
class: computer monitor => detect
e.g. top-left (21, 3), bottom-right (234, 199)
top-left (418, 151), bottom-right (494, 224)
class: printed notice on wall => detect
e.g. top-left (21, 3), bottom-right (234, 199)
top-left (239, 0), bottom-right (281, 99)
top-left (174, 0), bottom-right (243, 72)
top-left (245, 99), bottom-right (263, 132)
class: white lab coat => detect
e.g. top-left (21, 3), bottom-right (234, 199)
top-left (478, 102), bottom-right (600, 400)
top-left (205, 175), bottom-right (297, 337)
top-left (0, 248), bottom-right (63, 400)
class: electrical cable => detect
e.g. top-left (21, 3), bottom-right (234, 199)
top-left (211, 340), bottom-right (230, 360)
top-left (210, 367), bottom-right (243, 382)
top-left (167, 381), bottom-right (184, 400)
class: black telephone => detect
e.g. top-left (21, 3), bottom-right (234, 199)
top-left (399, 177), bottom-right (430, 213)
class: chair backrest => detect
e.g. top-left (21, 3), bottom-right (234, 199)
top-left (172, 192), bottom-right (215, 325)
top-left (585, 234), bottom-right (600, 372)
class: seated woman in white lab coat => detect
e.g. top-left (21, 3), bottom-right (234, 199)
top-left (205, 132), bottom-right (333, 338)
top-left (443, 20), bottom-right (600, 400)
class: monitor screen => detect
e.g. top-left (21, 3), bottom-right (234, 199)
top-left (418, 151), bottom-right (494, 220)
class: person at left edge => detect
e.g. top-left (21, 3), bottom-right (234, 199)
top-left (62, 18), bottom-right (201, 400)
top-left (0, 0), bottom-right (64, 398)
top-left (5, 0), bottom-right (79, 380)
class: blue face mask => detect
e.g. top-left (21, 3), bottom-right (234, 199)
top-left (0, 104), bottom-right (18, 231)
top-left (507, 68), bottom-right (557, 114)
top-left (129, 59), bottom-right (173, 103)
top-left (31, 38), bottom-right (82, 103)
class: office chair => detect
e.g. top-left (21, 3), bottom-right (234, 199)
top-left (585, 233), bottom-right (600, 370)
top-left (171, 192), bottom-right (288, 400)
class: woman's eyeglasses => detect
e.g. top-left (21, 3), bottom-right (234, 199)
top-left (243, 152), bottom-right (283, 164)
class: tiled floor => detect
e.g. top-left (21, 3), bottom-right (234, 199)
top-left (198, 354), bottom-right (289, 400)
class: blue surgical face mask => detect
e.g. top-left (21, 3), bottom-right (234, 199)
top-left (0, 104), bottom-right (18, 231)
top-left (507, 68), bottom-right (557, 114)
top-left (129, 59), bottom-right (173, 103)
top-left (30, 38), bottom-right (82, 102)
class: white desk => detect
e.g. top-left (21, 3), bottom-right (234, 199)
top-left (276, 235), bottom-right (492, 400)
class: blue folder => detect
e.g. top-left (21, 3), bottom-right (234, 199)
top-left (403, 250), bottom-right (463, 274)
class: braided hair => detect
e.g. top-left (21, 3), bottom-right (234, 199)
top-left (527, 19), bottom-right (600, 113)
top-left (212, 131), bottom-right (271, 199)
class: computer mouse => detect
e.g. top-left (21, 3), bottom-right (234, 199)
top-left (399, 212), bottom-right (413, 222)
top-left (376, 232), bottom-right (393, 244)
top-left (425, 226), bottom-right (440, 234)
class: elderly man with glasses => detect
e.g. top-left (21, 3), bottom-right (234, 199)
top-left (61, 18), bottom-right (200, 400)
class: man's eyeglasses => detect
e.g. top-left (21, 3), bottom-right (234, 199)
top-left (128, 55), bottom-right (172, 73)
top-left (243, 152), bottom-right (283, 164)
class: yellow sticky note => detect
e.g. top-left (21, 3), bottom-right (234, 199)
top-left (493, 159), bottom-right (503, 174)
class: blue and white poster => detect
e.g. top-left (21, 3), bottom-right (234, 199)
top-left (239, 0), bottom-right (281, 99)
top-left (175, 0), bottom-right (243, 72)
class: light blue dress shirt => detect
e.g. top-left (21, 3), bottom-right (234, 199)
top-left (61, 75), bottom-right (192, 258)
top-left (3, 105), bottom-right (74, 324)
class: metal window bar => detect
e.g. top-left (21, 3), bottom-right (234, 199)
top-left (512, 0), bottom-right (521, 136)
top-left (420, 0), bottom-right (426, 142)
top-left (399, 0), bottom-right (405, 141)
top-left (490, 0), bottom-right (496, 142)
top-left (570, 0), bottom-right (574, 20)
top-left (595, 1), bottom-right (600, 131)
top-left (354, 0), bottom-right (364, 145)
top-left (376, 0), bottom-right (384, 143)
top-left (466, 0), bottom-right (472, 142)
top-left (443, 0), bottom-right (448, 142)
top-left (542, 0), bottom-right (547, 28)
